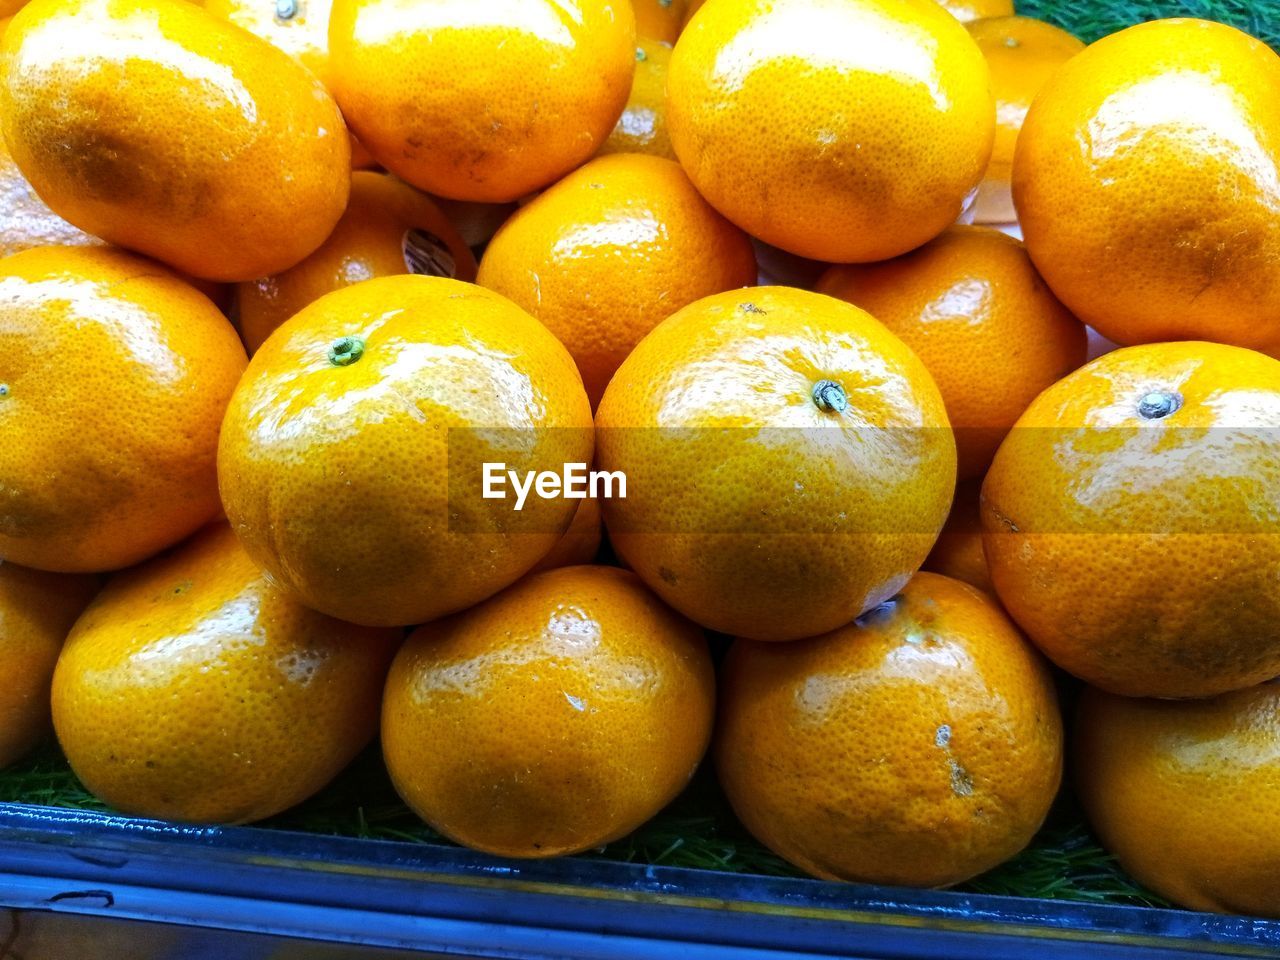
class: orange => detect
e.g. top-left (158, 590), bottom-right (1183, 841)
top-left (0, 0), bottom-right (350, 281)
top-left (595, 286), bottom-right (956, 642)
top-left (598, 39), bottom-right (676, 160)
top-left (219, 275), bottom-right (594, 628)
top-left (478, 154), bottom-right (756, 407)
top-left (717, 571), bottom-right (1062, 886)
top-left (204, 0), bottom-right (334, 86)
top-left (0, 563), bottom-right (98, 768)
top-left (935, 0), bottom-right (1011, 23)
top-left (1077, 684), bottom-right (1280, 916)
top-left (1013, 19), bottom-right (1280, 354)
top-left (0, 247), bottom-right (246, 573)
top-left (0, 2), bottom-right (27, 16)
top-left (816, 226), bottom-right (1086, 480)
top-left (328, 0), bottom-right (635, 202)
top-left (923, 479), bottom-right (991, 593)
top-left (667, 0), bottom-right (994, 263)
top-left (0, 135), bottom-right (100, 256)
top-left (431, 197), bottom-right (517, 249)
top-left (383, 565), bottom-right (714, 857)
top-left (632, 0), bottom-right (684, 42)
top-left (52, 524), bottom-right (399, 824)
top-left (529, 498), bottom-right (602, 574)
top-left (236, 172), bottom-right (477, 354)
top-left (965, 17), bottom-right (1083, 223)
top-left (982, 341), bottom-right (1280, 699)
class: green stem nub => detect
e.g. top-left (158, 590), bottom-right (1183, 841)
top-left (275, 0), bottom-right (298, 20)
top-left (328, 336), bottom-right (365, 367)
top-left (1137, 390), bottom-right (1181, 420)
top-left (812, 379), bottom-right (848, 414)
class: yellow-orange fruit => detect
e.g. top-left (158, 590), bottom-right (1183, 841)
top-left (599, 40), bottom-right (676, 160)
top-left (817, 226), bottom-right (1086, 479)
top-left (595, 286), bottom-right (956, 642)
top-left (383, 565), bottom-right (714, 857)
top-left (529, 498), bottom-right (602, 574)
top-left (966, 17), bottom-right (1083, 223)
top-left (983, 342), bottom-right (1280, 699)
top-left (0, 0), bottom-right (350, 281)
top-left (0, 247), bottom-right (246, 573)
top-left (0, 563), bottom-right (98, 767)
top-left (478, 154), bottom-right (756, 407)
top-left (935, 0), bottom-right (1011, 23)
top-left (236, 172), bottom-right (476, 354)
top-left (717, 572), bottom-right (1062, 886)
top-left (668, 0), bottom-right (994, 262)
top-left (923, 480), bottom-right (991, 593)
top-left (1077, 684), bottom-right (1280, 917)
top-left (329, 0), bottom-right (635, 202)
top-left (1013, 19), bottom-right (1280, 353)
top-left (0, 135), bottom-right (100, 256)
top-left (52, 524), bottom-right (399, 824)
top-left (633, 0), bottom-right (684, 42)
top-left (205, 0), bottom-right (334, 86)
top-left (218, 275), bottom-right (594, 628)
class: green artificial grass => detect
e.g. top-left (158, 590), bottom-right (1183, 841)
top-left (0, 741), bottom-right (1165, 908)
top-left (1016, 0), bottom-right (1280, 48)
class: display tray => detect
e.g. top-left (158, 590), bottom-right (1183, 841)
top-left (0, 772), bottom-right (1278, 959)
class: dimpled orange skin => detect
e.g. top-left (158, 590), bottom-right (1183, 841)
top-left (529, 498), bottom-right (602, 574)
top-left (595, 287), bottom-right (956, 642)
top-left (0, 136), bottom-right (101, 256)
top-left (383, 565), bottom-right (714, 857)
top-left (0, 247), bottom-right (246, 573)
top-left (52, 524), bottom-right (399, 825)
top-left (598, 40), bottom-right (676, 160)
top-left (0, 0), bottom-right (351, 282)
top-left (328, 0), bottom-right (635, 203)
top-left (478, 154), bottom-right (756, 407)
top-left (236, 172), bottom-right (477, 354)
top-left (982, 342), bottom-right (1280, 700)
top-left (935, 0), bottom-right (1011, 23)
top-left (966, 17), bottom-right (1083, 224)
top-left (219, 275), bottom-right (594, 628)
top-left (667, 0), bottom-right (994, 263)
top-left (0, 564), bottom-right (98, 768)
top-left (717, 571), bottom-right (1062, 887)
top-left (1014, 19), bottom-right (1280, 353)
top-left (817, 226), bottom-right (1086, 480)
top-left (205, 0), bottom-right (335, 86)
top-left (632, 0), bottom-right (683, 42)
top-left (923, 480), bottom-right (991, 593)
top-left (1077, 685), bottom-right (1280, 917)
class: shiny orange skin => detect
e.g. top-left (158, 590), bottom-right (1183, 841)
top-left (219, 275), bottom-right (594, 628)
top-left (935, 0), bottom-right (1011, 23)
top-left (966, 17), bottom-right (1083, 224)
top-left (478, 154), bottom-right (756, 407)
top-left (599, 40), bottom-right (676, 160)
top-left (529, 498), bottom-right (602, 573)
top-left (0, 0), bottom-right (351, 282)
top-left (633, 0), bottom-right (683, 42)
top-left (1077, 684), bottom-right (1280, 917)
top-left (817, 226), bottom-right (1086, 480)
top-left (383, 565), bottom-right (714, 857)
top-left (0, 247), bottom-right (246, 573)
top-left (52, 524), bottom-right (398, 824)
top-left (668, 0), bottom-right (994, 263)
top-left (205, 0), bottom-right (334, 86)
top-left (236, 172), bottom-right (477, 354)
top-left (595, 286), bottom-right (956, 642)
top-left (0, 137), bottom-right (100, 256)
top-left (1014, 19), bottom-right (1280, 353)
top-left (329, 0), bottom-right (635, 203)
top-left (0, 2), bottom-right (26, 17)
top-left (0, 563), bottom-right (98, 768)
top-left (983, 342), bottom-right (1280, 699)
top-left (923, 479), bottom-right (991, 593)
top-left (717, 572), bottom-right (1062, 886)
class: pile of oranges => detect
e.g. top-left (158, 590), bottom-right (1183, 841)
top-left (3, 0), bottom-right (1280, 920)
